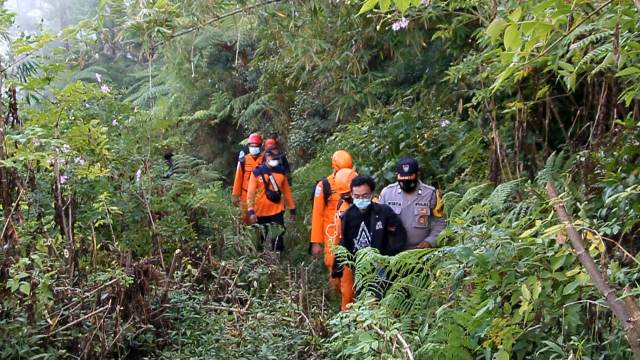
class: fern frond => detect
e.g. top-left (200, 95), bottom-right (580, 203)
top-left (566, 30), bottom-right (613, 59)
top-left (535, 151), bottom-right (571, 186)
top-left (576, 43), bottom-right (613, 73)
top-left (486, 178), bottom-right (524, 211)
top-left (449, 183), bottom-right (491, 218)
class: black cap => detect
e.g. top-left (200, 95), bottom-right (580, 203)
top-left (396, 158), bottom-right (419, 178)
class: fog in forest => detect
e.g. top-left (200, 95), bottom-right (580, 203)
top-left (5, 0), bottom-right (99, 35)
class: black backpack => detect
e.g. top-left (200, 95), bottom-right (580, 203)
top-left (311, 177), bottom-right (331, 204)
top-left (260, 171), bottom-right (282, 204)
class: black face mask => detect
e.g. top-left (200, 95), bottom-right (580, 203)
top-left (399, 179), bottom-right (418, 193)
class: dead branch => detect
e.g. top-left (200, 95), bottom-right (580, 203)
top-left (546, 181), bottom-right (640, 358)
top-left (370, 324), bottom-right (414, 360)
top-left (50, 303), bottom-right (111, 336)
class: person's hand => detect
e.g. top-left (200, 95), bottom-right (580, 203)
top-left (232, 195), bottom-right (240, 207)
top-left (248, 212), bottom-right (258, 224)
top-left (311, 244), bottom-right (323, 258)
top-left (331, 257), bottom-right (344, 278)
top-left (417, 241), bottom-right (432, 249)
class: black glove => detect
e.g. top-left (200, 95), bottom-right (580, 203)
top-left (331, 257), bottom-right (344, 279)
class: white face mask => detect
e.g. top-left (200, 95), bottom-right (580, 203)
top-left (248, 146), bottom-right (261, 156)
top-left (267, 159), bottom-right (279, 167)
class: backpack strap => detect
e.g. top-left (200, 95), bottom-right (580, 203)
top-left (260, 169), bottom-right (280, 193)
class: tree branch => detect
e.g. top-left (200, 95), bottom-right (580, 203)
top-left (546, 181), bottom-right (640, 359)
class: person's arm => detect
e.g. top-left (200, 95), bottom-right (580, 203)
top-left (231, 153), bottom-right (244, 202)
top-left (246, 173), bottom-right (258, 223)
top-left (423, 191), bottom-right (446, 247)
top-left (340, 211), bottom-right (353, 252)
top-left (332, 212), bottom-right (352, 278)
top-left (281, 176), bottom-right (296, 220)
top-left (310, 182), bottom-right (327, 244)
top-left (386, 207), bottom-right (407, 255)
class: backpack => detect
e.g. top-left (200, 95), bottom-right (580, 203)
top-left (311, 177), bottom-right (331, 204)
top-left (260, 171), bottom-right (282, 204)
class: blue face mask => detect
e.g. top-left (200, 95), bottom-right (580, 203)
top-left (248, 146), bottom-right (261, 156)
top-left (353, 198), bottom-right (371, 210)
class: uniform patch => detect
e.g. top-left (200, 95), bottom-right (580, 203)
top-left (376, 221), bottom-right (383, 230)
top-left (238, 150), bottom-right (245, 161)
top-left (402, 164), bottom-right (410, 172)
top-left (314, 185), bottom-right (322, 196)
top-left (417, 207), bottom-right (428, 225)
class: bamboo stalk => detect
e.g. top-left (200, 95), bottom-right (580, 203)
top-left (546, 181), bottom-right (640, 358)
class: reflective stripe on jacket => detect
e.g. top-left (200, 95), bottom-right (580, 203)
top-left (310, 173), bottom-right (339, 245)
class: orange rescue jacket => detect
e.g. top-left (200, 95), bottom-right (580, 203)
top-left (232, 151), bottom-right (264, 200)
top-left (246, 165), bottom-right (295, 217)
top-left (310, 173), bottom-right (340, 245)
top-left (324, 199), bottom-right (351, 269)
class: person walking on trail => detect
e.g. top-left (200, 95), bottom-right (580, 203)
top-left (332, 175), bottom-right (406, 297)
top-left (232, 133), bottom-right (264, 224)
top-left (246, 147), bottom-right (296, 252)
top-left (379, 158), bottom-right (446, 250)
top-left (264, 138), bottom-right (292, 184)
top-left (321, 168), bottom-right (358, 310)
top-left (310, 150), bottom-right (354, 258)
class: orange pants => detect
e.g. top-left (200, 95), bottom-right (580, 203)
top-left (325, 250), bottom-right (354, 311)
top-left (329, 267), bottom-right (354, 310)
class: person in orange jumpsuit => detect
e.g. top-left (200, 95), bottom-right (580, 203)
top-left (325, 168), bottom-right (357, 310)
top-left (309, 150), bottom-right (354, 308)
top-left (246, 147), bottom-right (296, 252)
top-left (263, 138), bottom-right (292, 183)
top-left (232, 133), bottom-right (264, 224)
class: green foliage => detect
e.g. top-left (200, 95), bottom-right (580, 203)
top-left (1, 0), bottom-right (639, 358)
top-left (328, 179), bottom-right (639, 359)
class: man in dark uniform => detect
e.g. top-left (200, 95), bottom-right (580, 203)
top-left (379, 158), bottom-right (446, 250)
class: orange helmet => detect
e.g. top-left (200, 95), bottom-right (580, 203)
top-left (331, 150), bottom-right (353, 171)
top-left (264, 138), bottom-right (277, 149)
top-left (334, 168), bottom-right (358, 195)
top-left (248, 133), bottom-right (262, 145)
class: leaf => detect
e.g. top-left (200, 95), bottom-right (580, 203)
top-left (395, 0), bottom-right (411, 13)
top-left (508, 8), bottom-right (522, 22)
top-left (358, 0), bottom-right (379, 15)
top-left (562, 280), bottom-right (580, 295)
top-left (521, 284), bottom-right (531, 301)
top-left (19, 282), bottom-right (31, 296)
top-left (557, 61), bottom-right (575, 72)
top-left (495, 350), bottom-right (510, 360)
top-left (503, 24), bottom-right (522, 51)
top-left (550, 254), bottom-right (566, 271)
top-left (486, 18), bottom-right (508, 43)
top-left (615, 66), bottom-right (640, 77)
top-left (531, 280), bottom-right (542, 300)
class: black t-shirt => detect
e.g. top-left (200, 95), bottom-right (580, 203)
top-left (340, 202), bottom-right (406, 256)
